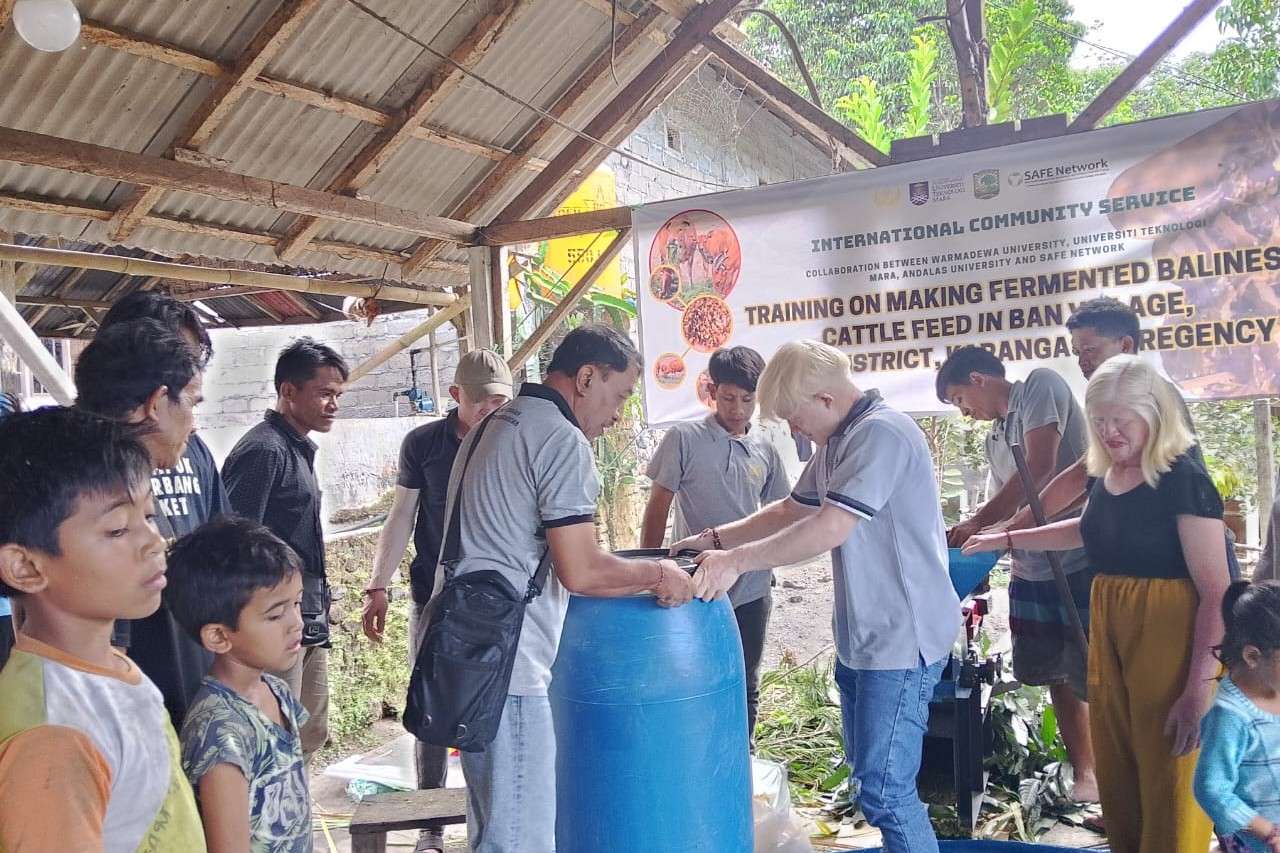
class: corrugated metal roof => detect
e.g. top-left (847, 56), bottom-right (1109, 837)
top-left (0, 0), bottom-right (806, 332)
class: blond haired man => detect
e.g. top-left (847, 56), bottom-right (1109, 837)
top-left (675, 339), bottom-right (960, 853)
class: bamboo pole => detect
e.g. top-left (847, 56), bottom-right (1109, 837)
top-left (507, 228), bottom-right (631, 369)
top-left (347, 300), bottom-right (470, 384)
top-left (1257, 399), bottom-right (1275, 548)
top-left (0, 244), bottom-right (458, 308)
top-left (0, 288), bottom-right (75, 404)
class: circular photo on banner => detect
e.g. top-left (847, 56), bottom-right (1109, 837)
top-left (648, 209), bottom-right (741, 308)
top-left (695, 371), bottom-right (715, 409)
top-left (649, 265), bottom-right (682, 303)
top-left (681, 295), bottom-right (734, 353)
top-left (653, 353), bottom-right (686, 389)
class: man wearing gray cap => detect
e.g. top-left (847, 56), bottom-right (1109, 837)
top-left (362, 348), bottom-right (512, 853)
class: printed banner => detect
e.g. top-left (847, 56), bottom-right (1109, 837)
top-left (634, 100), bottom-right (1280, 425)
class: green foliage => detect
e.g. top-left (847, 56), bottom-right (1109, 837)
top-left (833, 77), bottom-right (894, 154)
top-left (904, 31), bottom-right (941, 138)
top-left (323, 534), bottom-right (412, 752)
top-left (754, 659), bottom-right (847, 804)
top-left (745, 0), bottom-right (1261, 144)
top-left (1211, 0), bottom-right (1280, 99)
top-left (985, 0), bottom-right (1038, 123)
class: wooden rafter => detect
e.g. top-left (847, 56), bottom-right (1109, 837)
top-left (77, 20), bottom-right (549, 171)
top-left (0, 243), bottom-right (459, 307)
top-left (703, 35), bottom-right (887, 167)
top-left (538, 47), bottom-right (711, 219)
top-left (17, 295), bottom-right (113, 310)
top-left (481, 206), bottom-right (631, 246)
top-left (0, 189), bottom-right (468, 279)
top-left (276, 0), bottom-right (532, 262)
top-left (400, 4), bottom-right (666, 276)
top-left (107, 0), bottom-right (325, 242)
top-left (490, 0), bottom-right (744, 228)
top-left (1068, 0), bottom-right (1221, 131)
top-left (0, 127), bottom-right (479, 243)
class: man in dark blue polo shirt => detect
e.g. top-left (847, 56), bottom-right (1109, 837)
top-left (361, 349), bottom-right (511, 853)
top-left (223, 338), bottom-right (348, 759)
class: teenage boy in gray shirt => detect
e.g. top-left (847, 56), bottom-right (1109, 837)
top-left (678, 339), bottom-right (960, 853)
top-left (437, 325), bottom-right (694, 853)
top-left (938, 346), bottom-right (1098, 803)
top-left (640, 346), bottom-right (790, 738)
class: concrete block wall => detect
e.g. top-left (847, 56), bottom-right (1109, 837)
top-left (200, 309), bottom-right (461, 433)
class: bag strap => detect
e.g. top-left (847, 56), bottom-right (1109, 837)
top-left (440, 408), bottom-right (552, 604)
top-left (441, 411), bottom-right (498, 565)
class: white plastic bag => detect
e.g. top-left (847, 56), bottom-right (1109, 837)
top-left (752, 757), bottom-right (813, 853)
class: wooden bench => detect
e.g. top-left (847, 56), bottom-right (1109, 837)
top-left (348, 787), bottom-right (468, 853)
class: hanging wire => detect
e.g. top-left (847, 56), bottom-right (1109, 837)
top-left (340, 0), bottom-right (752, 190)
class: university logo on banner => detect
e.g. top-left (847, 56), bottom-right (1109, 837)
top-left (908, 181), bottom-right (930, 205)
top-left (973, 169), bottom-right (1000, 199)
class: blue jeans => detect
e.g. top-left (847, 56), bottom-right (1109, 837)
top-left (835, 658), bottom-right (946, 853)
top-left (460, 694), bottom-right (556, 853)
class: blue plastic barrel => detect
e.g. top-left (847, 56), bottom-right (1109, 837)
top-left (550, 592), bottom-right (752, 852)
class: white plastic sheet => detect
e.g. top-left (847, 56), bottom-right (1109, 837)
top-left (752, 757), bottom-right (813, 853)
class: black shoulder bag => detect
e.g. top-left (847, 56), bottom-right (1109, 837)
top-left (403, 412), bottom-right (552, 752)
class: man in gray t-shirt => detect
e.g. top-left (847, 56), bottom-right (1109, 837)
top-left (937, 346), bottom-right (1098, 803)
top-left (641, 346), bottom-right (791, 738)
top-left (434, 326), bottom-right (693, 853)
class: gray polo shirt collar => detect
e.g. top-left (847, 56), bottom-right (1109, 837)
top-left (831, 389), bottom-right (883, 439)
top-left (518, 381), bottom-right (579, 430)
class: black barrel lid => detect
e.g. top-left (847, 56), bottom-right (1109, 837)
top-left (612, 547), bottom-right (699, 574)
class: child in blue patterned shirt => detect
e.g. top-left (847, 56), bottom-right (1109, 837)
top-left (167, 516), bottom-right (312, 853)
top-left (1194, 579), bottom-right (1280, 853)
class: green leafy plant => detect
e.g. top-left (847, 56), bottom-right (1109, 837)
top-left (903, 30), bottom-right (940, 138)
top-left (833, 76), bottom-right (894, 154)
top-left (1206, 454), bottom-right (1246, 502)
top-left (986, 0), bottom-right (1038, 123)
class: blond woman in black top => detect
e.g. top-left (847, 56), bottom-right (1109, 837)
top-left (966, 354), bottom-right (1230, 853)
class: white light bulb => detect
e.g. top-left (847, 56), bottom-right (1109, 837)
top-left (13, 0), bottom-right (82, 53)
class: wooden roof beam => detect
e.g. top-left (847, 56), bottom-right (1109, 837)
top-left (1068, 0), bottom-right (1221, 131)
top-left (400, 4), bottom-right (666, 275)
top-left (531, 46), bottom-right (710, 222)
top-left (78, 20), bottom-right (547, 171)
top-left (703, 35), bottom-right (887, 167)
top-left (0, 243), bottom-right (460, 307)
top-left (276, 0), bottom-right (532, 262)
top-left (107, 0), bottom-right (325, 242)
top-left (490, 0), bottom-right (745, 228)
top-left (481, 206), bottom-right (632, 246)
top-left (0, 189), bottom-right (467, 278)
top-left (0, 127), bottom-right (479, 243)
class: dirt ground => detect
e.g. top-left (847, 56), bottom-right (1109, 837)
top-left (762, 553), bottom-right (838, 670)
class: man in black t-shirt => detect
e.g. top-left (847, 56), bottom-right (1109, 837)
top-left (97, 293), bottom-right (225, 726)
top-left (361, 349), bottom-right (511, 853)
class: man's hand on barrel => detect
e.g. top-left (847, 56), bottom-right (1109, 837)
top-left (946, 517), bottom-right (982, 548)
top-left (669, 528), bottom-right (715, 555)
top-left (653, 558), bottom-right (695, 607)
top-left (961, 532), bottom-right (1007, 555)
top-left (691, 549), bottom-right (741, 601)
